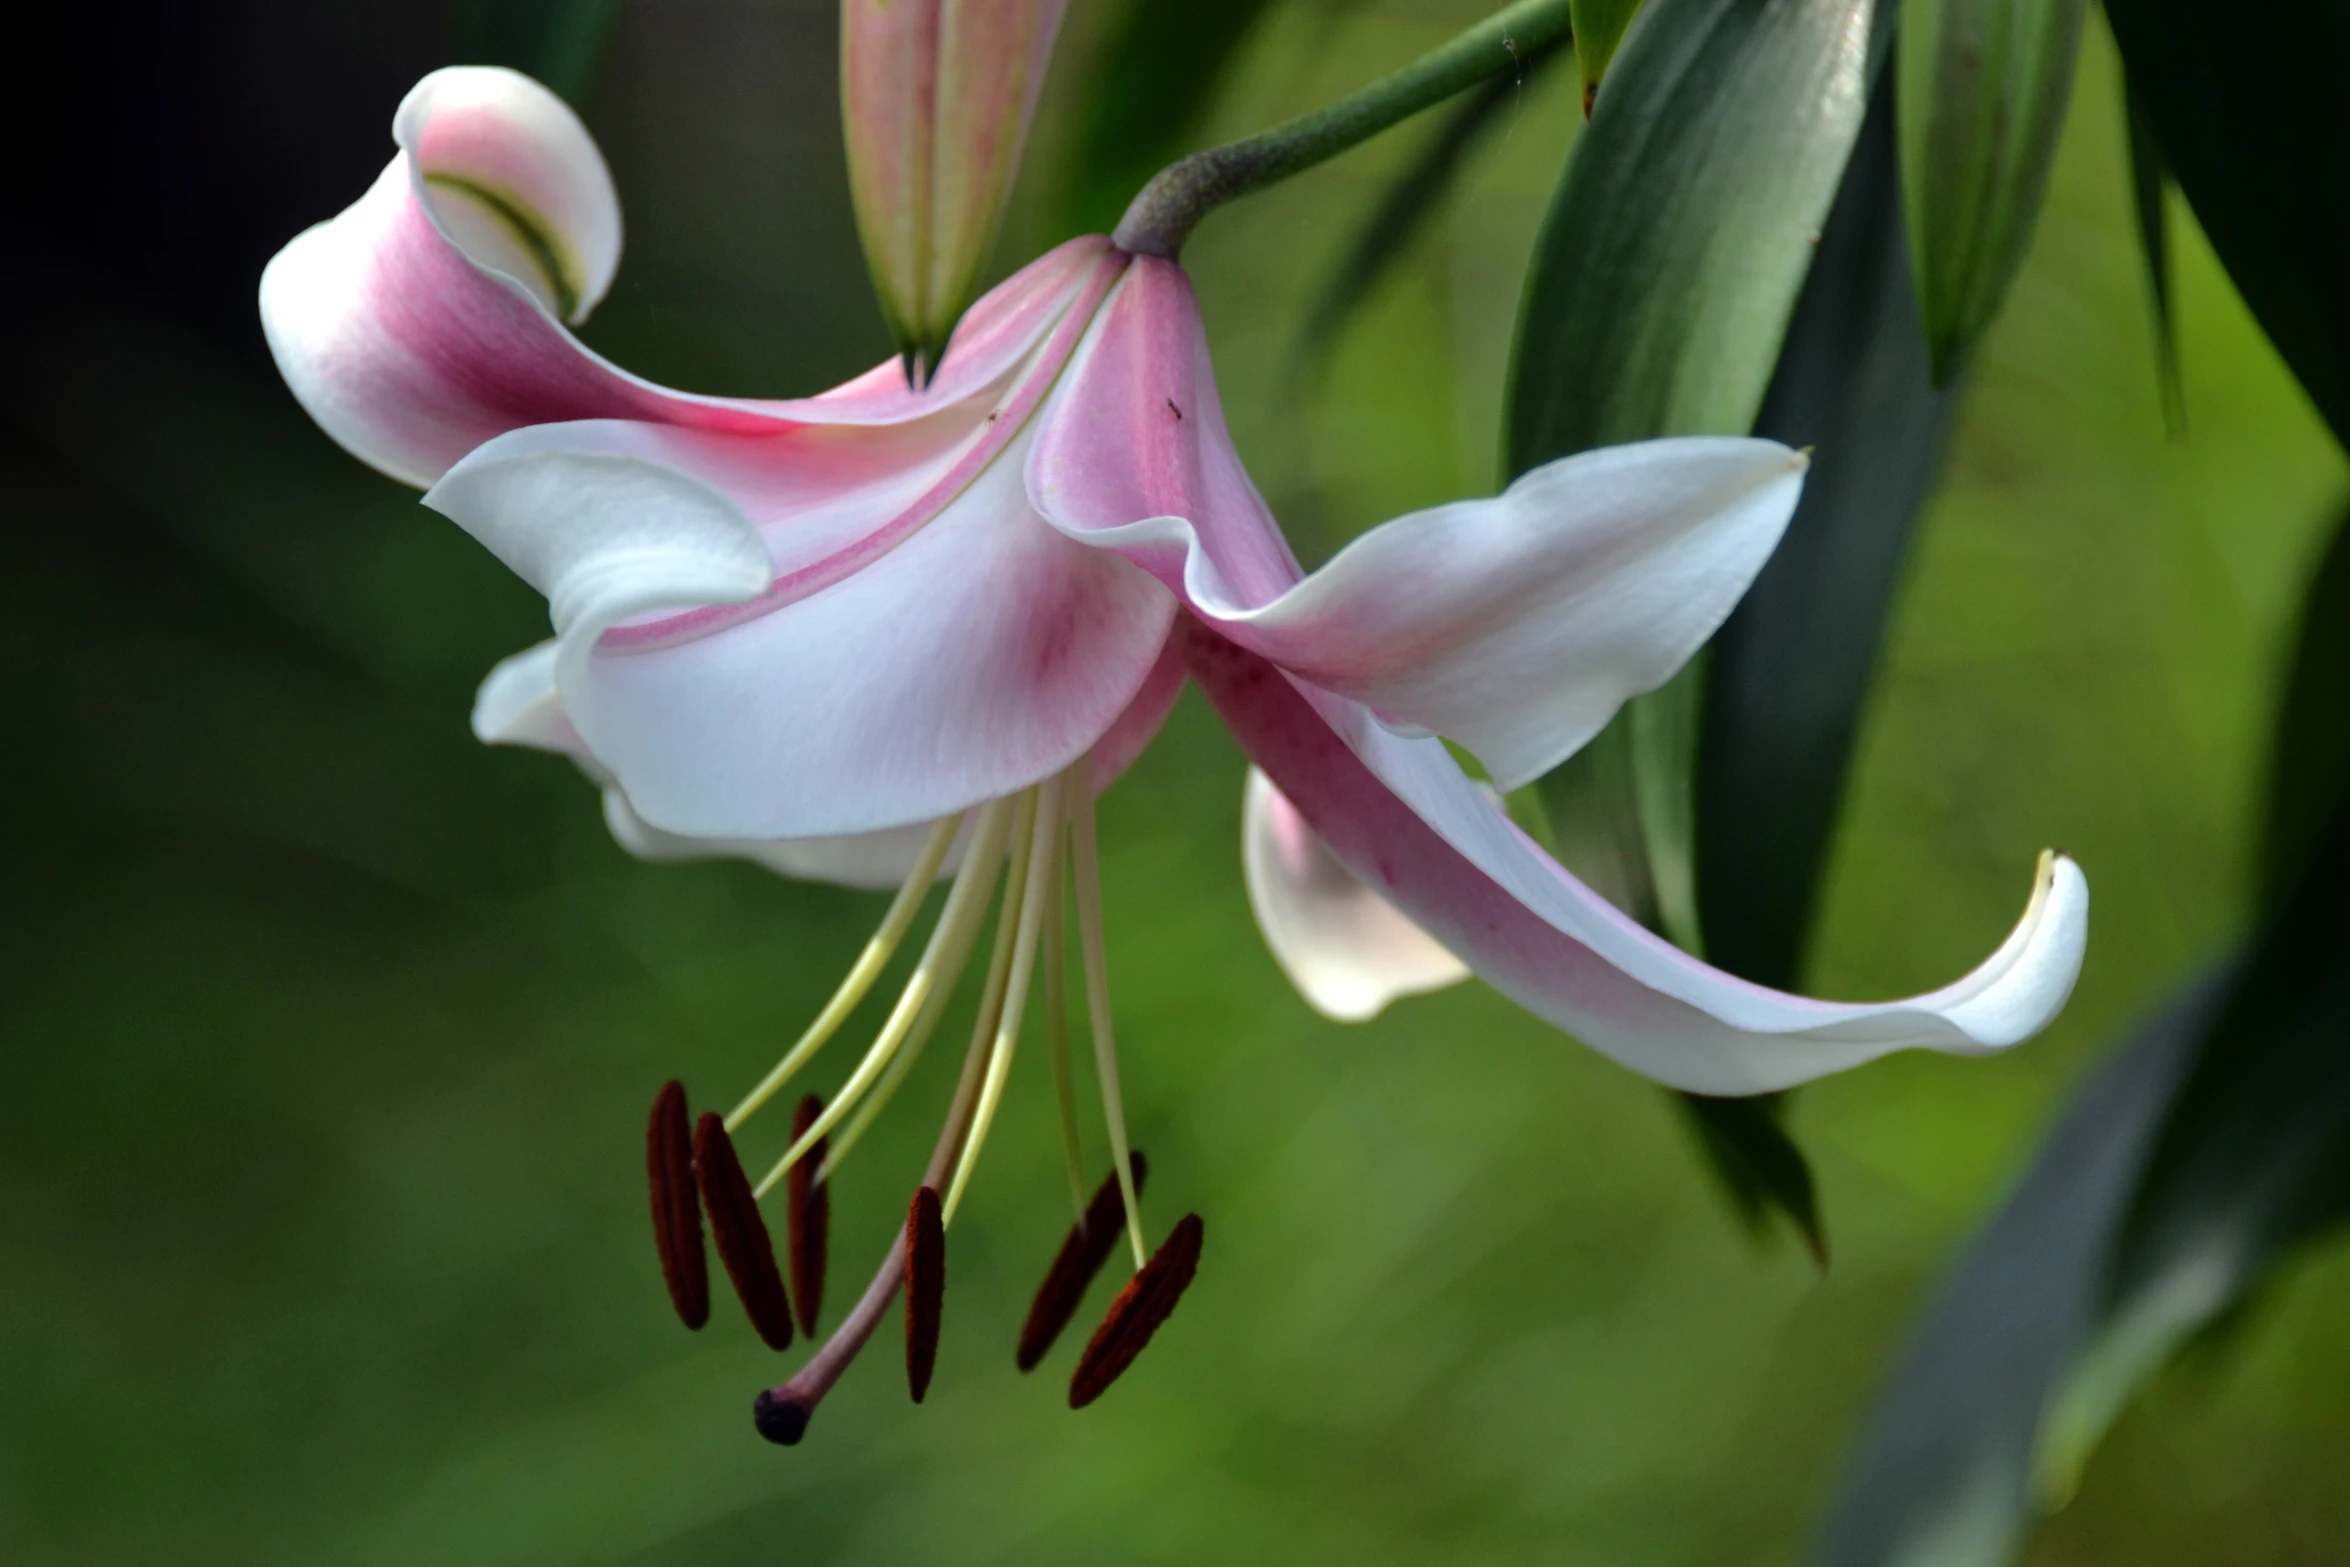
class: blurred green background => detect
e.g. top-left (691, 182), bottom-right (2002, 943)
top-left (2, 2), bottom-right (2344, 1564)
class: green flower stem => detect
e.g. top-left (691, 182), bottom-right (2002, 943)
top-left (1112, 0), bottom-right (1575, 259)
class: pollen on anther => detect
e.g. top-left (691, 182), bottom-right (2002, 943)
top-left (787, 1093), bottom-right (829, 1337)
top-left (647, 1080), bottom-right (710, 1330)
top-left (1017, 1153), bottom-right (1147, 1372)
top-left (1069, 1213), bottom-right (1203, 1409)
top-left (905, 1186), bottom-right (945, 1403)
top-left (693, 1111), bottom-right (795, 1351)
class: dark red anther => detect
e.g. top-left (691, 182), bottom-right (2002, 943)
top-left (904, 1186), bottom-right (945, 1403)
top-left (1016, 1152), bottom-right (1148, 1371)
top-left (693, 1111), bottom-right (794, 1351)
top-left (1069, 1213), bottom-right (1203, 1409)
top-left (787, 1094), bottom-right (829, 1337)
top-left (647, 1081), bottom-right (709, 1330)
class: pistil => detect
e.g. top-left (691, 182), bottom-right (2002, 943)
top-left (652, 765), bottom-right (1203, 1444)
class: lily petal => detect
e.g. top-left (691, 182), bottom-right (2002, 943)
top-left (603, 788), bottom-right (969, 890)
top-left (259, 62), bottom-right (1110, 486)
top-left (1030, 258), bottom-right (1806, 786)
top-left (428, 422), bottom-right (1175, 841)
top-left (1243, 767), bottom-right (1470, 1021)
top-left (1183, 622), bottom-right (2088, 1095)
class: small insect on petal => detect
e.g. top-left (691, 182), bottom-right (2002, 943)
top-left (787, 1093), bottom-right (829, 1338)
top-left (647, 1081), bottom-right (710, 1330)
top-left (1016, 1152), bottom-right (1147, 1371)
top-left (1069, 1213), bottom-right (1203, 1409)
top-left (693, 1112), bottom-right (794, 1350)
top-left (905, 1185), bottom-right (945, 1403)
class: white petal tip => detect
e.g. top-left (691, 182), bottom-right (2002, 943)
top-left (1242, 768), bottom-right (1471, 1025)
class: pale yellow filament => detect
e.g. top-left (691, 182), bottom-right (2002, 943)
top-left (724, 814), bottom-right (962, 1131)
top-left (1069, 779), bottom-right (1147, 1270)
top-left (943, 770), bottom-right (1067, 1224)
top-left (749, 797), bottom-right (1013, 1198)
top-left (1042, 836), bottom-right (1087, 1224)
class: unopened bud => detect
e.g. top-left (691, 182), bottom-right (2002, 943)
top-left (842, 0), bottom-right (1067, 384)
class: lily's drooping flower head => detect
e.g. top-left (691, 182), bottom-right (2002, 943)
top-left (261, 68), bottom-right (2088, 1440)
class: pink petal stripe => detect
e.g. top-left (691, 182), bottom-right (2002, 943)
top-left (260, 63), bottom-right (1112, 485)
top-left (599, 246), bottom-right (1129, 651)
top-left (1027, 256), bottom-right (1304, 606)
top-left (1179, 618), bottom-right (2087, 1094)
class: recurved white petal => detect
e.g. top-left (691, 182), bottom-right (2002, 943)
top-left (1184, 624), bottom-right (2088, 1096)
top-left (1029, 258), bottom-right (1806, 789)
top-left (601, 788), bottom-right (965, 889)
top-left (1243, 768), bottom-right (1469, 1021)
top-left (429, 420), bottom-right (1174, 842)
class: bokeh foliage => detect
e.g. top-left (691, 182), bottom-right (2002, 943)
top-left (2, 3), bottom-right (2346, 1565)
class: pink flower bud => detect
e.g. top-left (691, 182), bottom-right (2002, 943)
top-left (842, 0), bottom-right (1068, 384)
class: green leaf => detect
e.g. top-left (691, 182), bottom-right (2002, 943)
top-left (2260, 499), bottom-right (2350, 908)
top-left (1295, 40), bottom-right (1565, 373)
top-left (1505, 0), bottom-right (1880, 462)
top-left (1697, 71), bottom-right (1959, 992)
top-left (450, 0), bottom-right (623, 105)
top-left (2104, 0), bottom-right (2350, 450)
top-left (1810, 970), bottom-right (2227, 1567)
top-left (2123, 74), bottom-right (2185, 435)
top-left (1813, 505), bottom-right (2350, 1565)
top-left (1896, 0), bottom-right (2086, 382)
top-left (1507, 0), bottom-right (1883, 1253)
top-left (1057, 0), bottom-right (1276, 238)
top-left (1569, 0), bottom-right (1647, 114)
top-left (1675, 1091), bottom-right (1828, 1266)
top-left (2047, 504), bottom-right (2350, 1496)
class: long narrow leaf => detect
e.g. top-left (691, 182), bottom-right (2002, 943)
top-left (2042, 504), bottom-right (2350, 1495)
top-left (1814, 504), bottom-right (2350, 1565)
top-left (1569, 0), bottom-right (1647, 113)
top-left (2103, 0), bottom-right (2350, 450)
top-left (1506, 0), bottom-right (1880, 459)
top-left (1505, 0), bottom-right (1882, 1249)
top-left (2122, 75), bottom-right (2185, 434)
top-left (1809, 971), bottom-right (2227, 1567)
top-left (1697, 71), bottom-right (1960, 992)
top-left (1896, 0), bottom-right (2087, 381)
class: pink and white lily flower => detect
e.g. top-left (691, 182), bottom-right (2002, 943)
top-left (262, 66), bottom-right (2087, 1428)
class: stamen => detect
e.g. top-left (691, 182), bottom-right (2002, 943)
top-left (725, 815), bottom-right (961, 1130)
top-left (1069, 781), bottom-right (1149, 1269)
top-left (786, 1094), bottom-right (828, 1337)
top-left (1017, 1153), bottom-right (1148, 1372)
top-left (693, 1111), bottom-right (794, 1350)
top-left (815, 975), bottom-right (952, 1176)
top-left (943, 773), bottom-right (1066, 1223)
top-left (1042, 839), bottom-right (1087, 1223)
top-left (905, 1186), bottom-right (945, 1402)
top-left (1068, 1213), bottom-right (1204, 1409)
top-left (750, 799), bottom-right (1015, 1199)
top-left (646, 1080), bottom-right (709, 1330)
